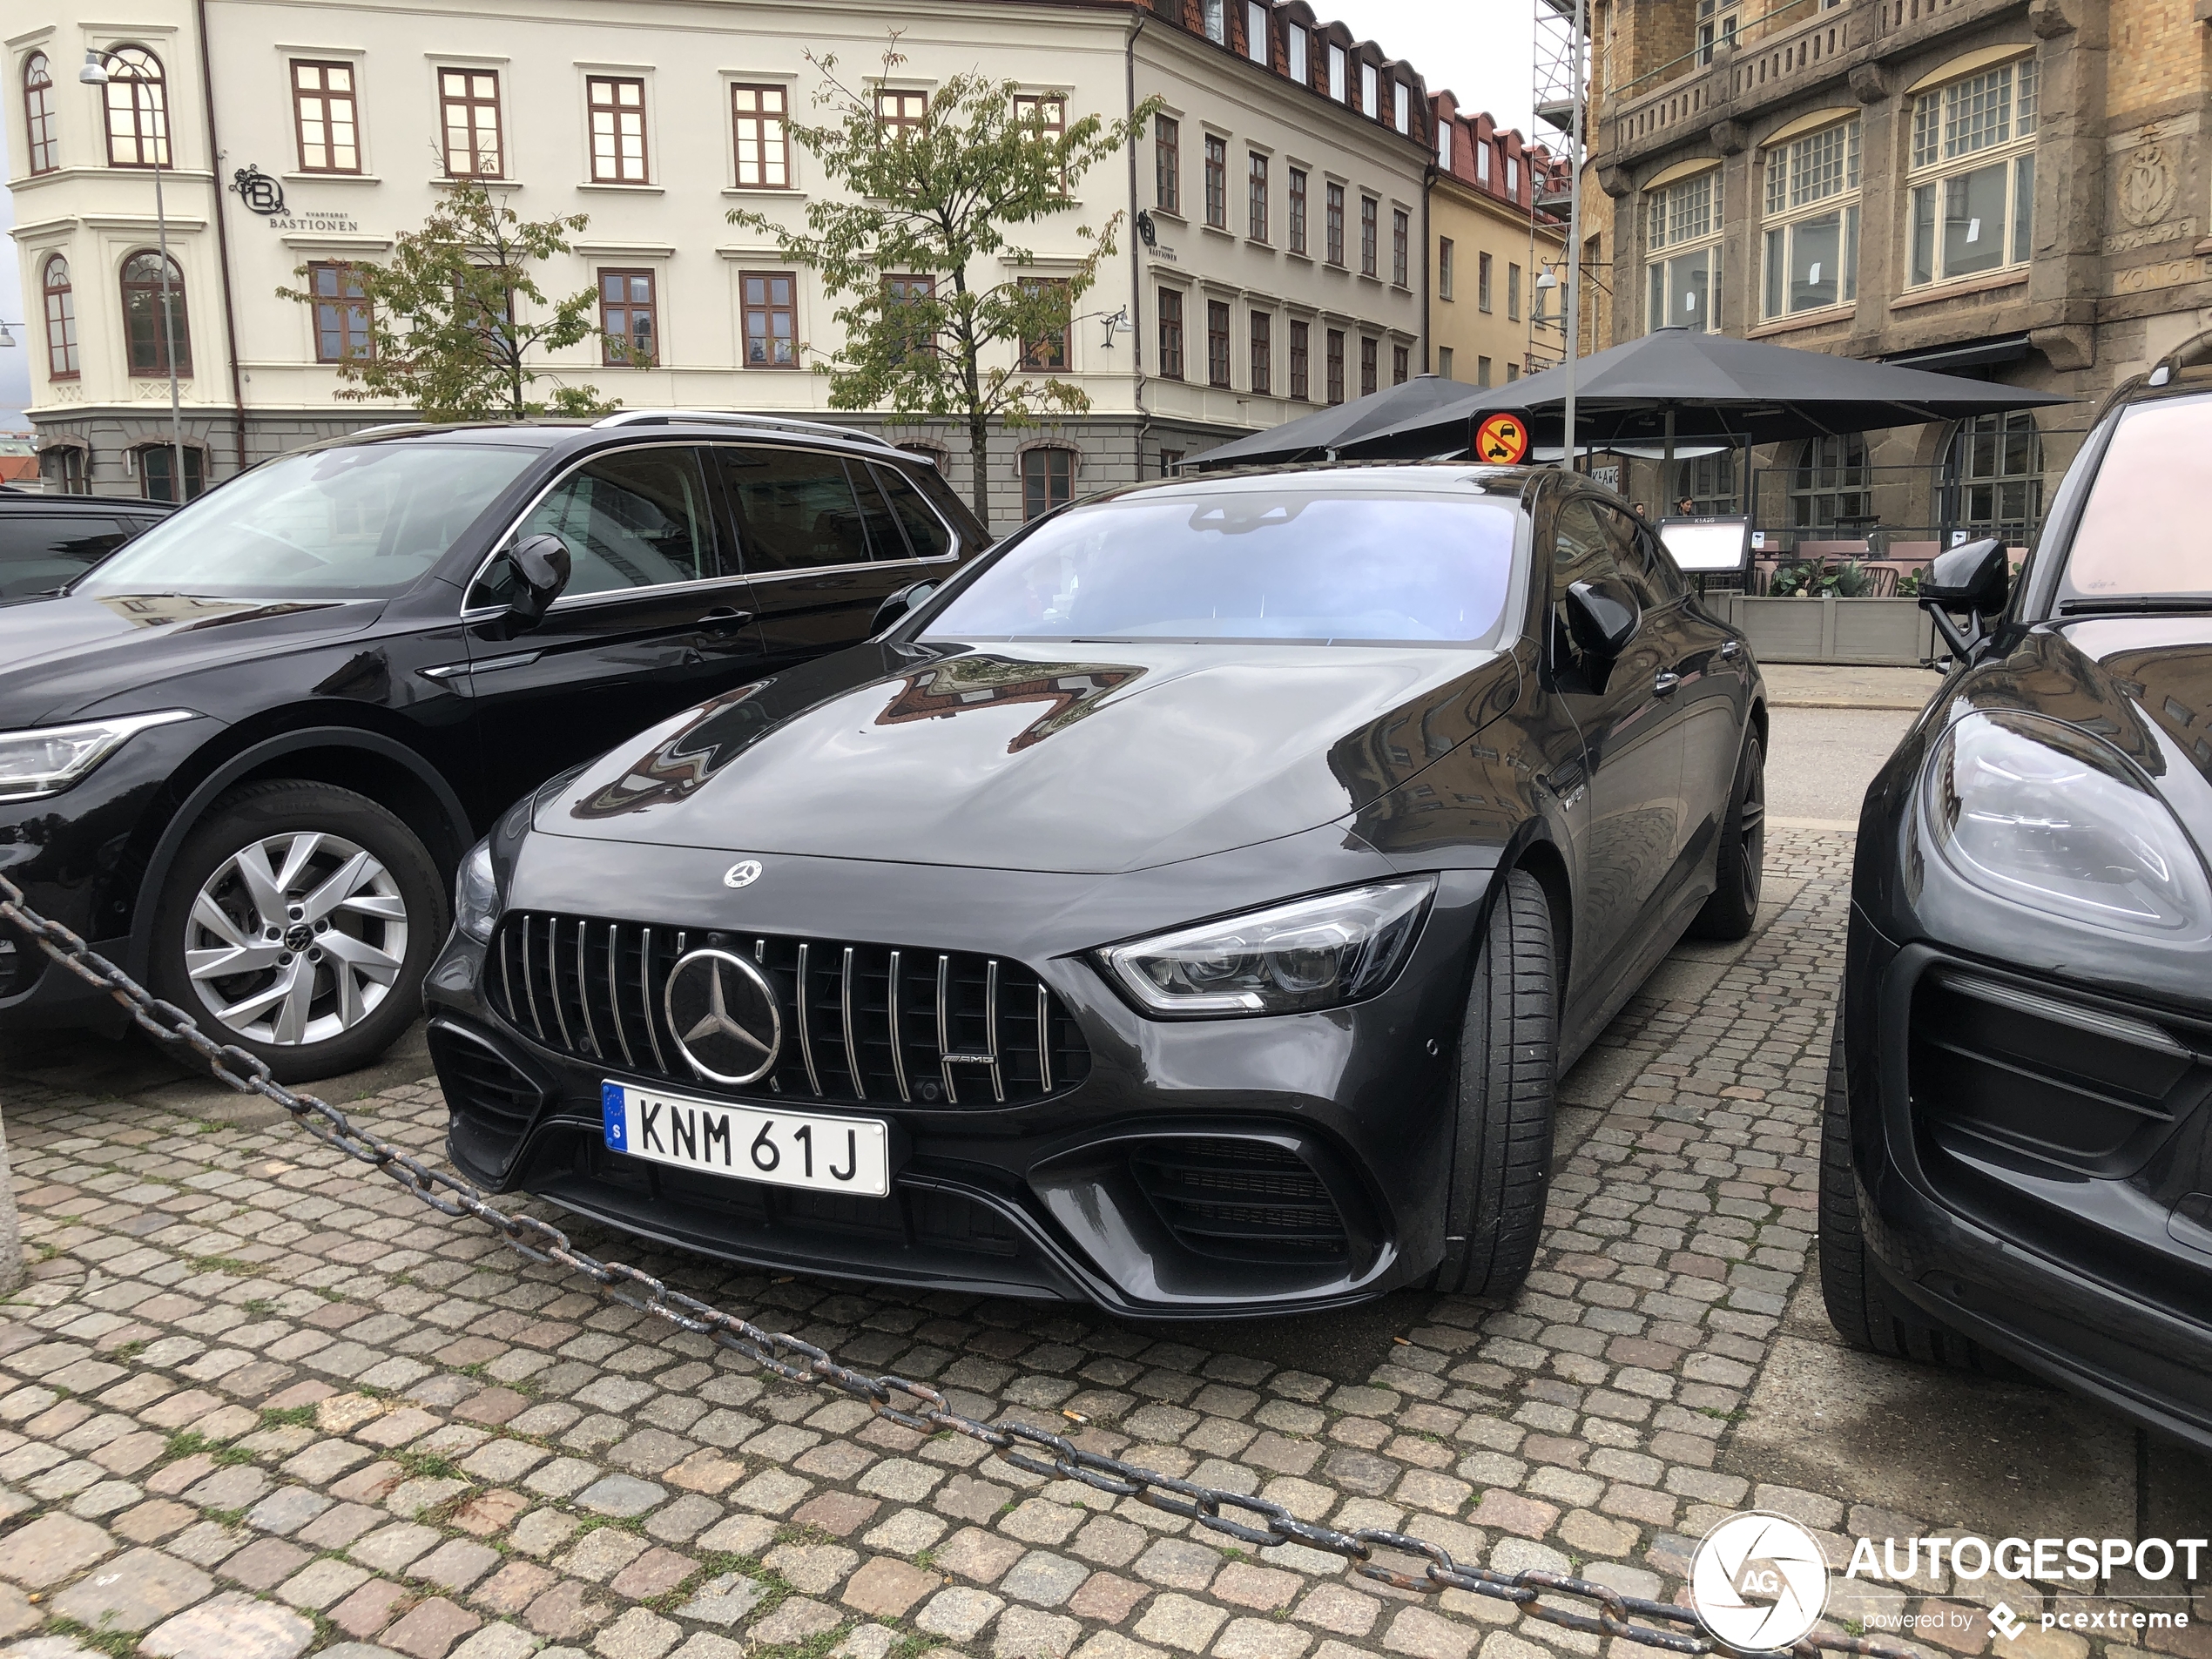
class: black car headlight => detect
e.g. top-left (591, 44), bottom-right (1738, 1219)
top-left (454, 837), bottom-right (502, 944)
top-left (0, 711), bottom-right (195, 802)
top-left (1099, 877), bottom-right (1434, 1017)
top-left (1919, 709), bottom-right (2212, 939)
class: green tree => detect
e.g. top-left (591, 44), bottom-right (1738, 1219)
top-left (732, 44), bottom-right (1161, 523)
top-left (281, 181), bottom-right (615, 420)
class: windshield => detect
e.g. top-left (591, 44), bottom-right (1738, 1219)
top-left (76, 441), bottom-right (544, 600)
top-left (2062, 395), bottom-right (2212, 600)
top-left (923, 485), bottom-right (1521, 645)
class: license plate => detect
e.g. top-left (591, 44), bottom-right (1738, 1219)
top-left (601, 1082), bottom-right (891, 1199)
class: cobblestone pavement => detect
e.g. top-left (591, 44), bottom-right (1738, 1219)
top-left (3, 827), bottom-right (2209, 1659)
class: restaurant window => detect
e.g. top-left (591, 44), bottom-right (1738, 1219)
top-left (1908, 57), bottom-right (2037, 288)
top-left (885, 273), bottom-right (937, 362)
top-left (598, 269), bottom-right (656, 367)
top-left (1248, 152), bottom-right (1269, 241)
top-left (741, 270), bottom-right (797, 367)
top-left (877, 89), bottom-right (927, 136)
top-left (1645, 168), bottom-right (1722, 332)
top-left (1325, 182), bottom-right (1345, 265)
top-left (101, 46), bottom-right (168, 168)
top-left (1325, 328), bottom-right (1345, 402)
top-left (121, 251), bottom-right (190, 375)
top-left (1438, 237), bottom-right (1454, 300)
top-left (1942, 411), bottom-right (2043, 543)
top-left (1360, 197), bottom-right (1378, 275)
top-left (1017, 276), bottom-right (1068, 370)
top-left (42, 254), bottom-right (78, 379)
top-left (1289, 319), bottom-right (1309, 399)
top-left (1392, 343), bottom-right (1409, 385)
top-left (1022, 448), bottom-right (1074, 520)
top-left (1359, 337), bottom-right (1378, 395)
top-left (1762, 118), bottom-right (1859, 318)
top-left (732, 85), bottom-right (791, 187)
top-left (1790, 434), bottom-right (1871, 529)
top-left (1207, 300), bottom-right (1231, 387)
top-left (439, 68), bottom-right (502, 178)
top-left (1155, 115), bottom-right (1181, 212)
top-left (23, 53), bottom-right (57, 175)
top-left (292, 61), bottom-right (361, 173)
top-left (1157, 287), bottom-right (1185, 379)
top-left (1204, 135), bottom-right (1228, 228)
top-left (588, 76), bottom-right (647, 184)
top-left (309, 262), bottom-right (373, 363)
top-left (1288, 167), bottom-right (1308, 253)
top-left (1249, 310), bottom-right (1271, 395)
top-left (1392, 209), bottom-right (1409, 287)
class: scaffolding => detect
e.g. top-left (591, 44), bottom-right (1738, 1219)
top-left (1532, 0), bottom-right (1588, 459)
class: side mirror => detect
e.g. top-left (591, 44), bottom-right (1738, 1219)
top-left (502, 534), bottom-right (572, 627)
top-left (872, 579), bottom-right (939, 635)
top-left (1919, 536), bottom-right (2006, 659)
top-left (1565, 577), bottom-right (1639, 661)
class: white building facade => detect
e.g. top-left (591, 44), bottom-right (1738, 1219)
top-left (6, 0), bottom-right (1434, 527)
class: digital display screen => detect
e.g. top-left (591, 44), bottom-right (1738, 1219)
top-left (1659, 516), bottom-right (1754, 575)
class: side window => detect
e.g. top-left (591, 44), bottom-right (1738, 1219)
top-left (1594, 502), bottom-right (1676, 603)
top-left (0, 516), bottom-right (131, 597)
top-left (715, 446), bottom-right (873, 571)
top-left (483, 448), bottom-right (713, 604)
top-left (1550, 498), bottom-right (1617, 601)
top-left (872, 463), bottom-right (953, 559)
top-left (849, 463), bottom-right (907, 561)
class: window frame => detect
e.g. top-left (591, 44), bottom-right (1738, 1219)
top-left (1155, 114), bottom-right (1181, 214)
top-left (100, 45), bottom-right (169, 169)
top-left (1206, 298), bottom-right (1232, 388)
top-left (1328, 43), bottom-right (1347, 103)
top-left (1359, 335), bottom-right (1378, 397)
top-left (1245, 1), bottom-right (1270, 64)
top-left (597, 267), bottom-right (658, 368)
top-left (24, 51), bottom-right (58, 175)
top-left (1438, 236), bottom-right (1454, 300)
top-left (1392, 343), bottom-right (1409, 386)
top-left (120, 249), bottom-right (191, 377)
top-left (1391, 208), bottom-right (1409, 287)
top-left (307, 260), bottom-right (374, 364)
top-left (1204, 134), bottom-right (1229, 229)
top-left (1021, 447), bottom-right (1075, 522)
top-left (740, 269), bottom-right (799, 368)
top-left (1760, 118), bottom-right (1861, 319)
top-left (586, 75), bottom-right (649, 185)
top-left (1325, 327), bottom-right (1345, 404)
top-left (137, 442), bottom-right (205, 504)
top-left (1247, 151), bottom-right (1269, 242)
top-left (1905, 57), bottom-right (2038, 291)
top-left (732, 84), bottom-right (792, 189)
top-left (438, 66), bottom-right (503, 179)
top-left (1507, 262), bottom-right (1521, 321)
top-left (1643, 168), bottom-right (1723, 333)
top-left (876, 89), bottom-right (927, 137)
top-left (1249, 308), bottom-right (1271, 395)
top-left (883, 273), bottom-right (939, 363)
top-left (1287, 25), bottom-right (1308, 86)
top-left (1157, 287), bottom-right (1186, 380)
top-left (1289, 318), bottom-right (1309, 400)
top-left (1325, 181), bottom-right (1346, 266)
top-left (291, 59), bottom-right (361, 175)
top-left (1288, 167), bottom-right (1308, 254)
top-left (1017, 275), bottom-right (1069, 371)
top-left (1359, 196), bottom-right (1379, 276)
top-left (1478, 250), bottom-right (1493, 312)
top-left (41, 253), bottom-right (78, 380)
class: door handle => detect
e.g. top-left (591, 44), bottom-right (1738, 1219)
top-left (700, 608), bottom-right (754, 632)
top-left (1720, 639), bottom-right (1743, 660)
top-left (1655, 670), bottom-right (1683, 697)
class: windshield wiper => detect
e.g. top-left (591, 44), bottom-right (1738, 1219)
top-left (2057, 596), bottom-right (2212, 617)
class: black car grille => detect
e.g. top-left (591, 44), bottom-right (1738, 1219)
top-left (489, 911), bottom-right (1090, 1107)
top-left (1130, 1137), bottom-right (1349, 1260)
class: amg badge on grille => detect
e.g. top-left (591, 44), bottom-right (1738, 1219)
top-left (664, 948), bottom-right (782, 1084)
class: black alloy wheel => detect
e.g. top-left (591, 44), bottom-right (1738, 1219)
top-left (1689, 732), bottom-right (1765, 941)
top-left (1435, 868), bottom-right (1558, 1298)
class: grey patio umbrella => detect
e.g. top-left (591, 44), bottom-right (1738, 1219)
top-left (1189, 374), bottom-right (1485, 468)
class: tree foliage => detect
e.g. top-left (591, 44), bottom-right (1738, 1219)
top-left (732, 43), bottom-right (1161, 521)
top-left (281, 181), bottom-right (615, 420)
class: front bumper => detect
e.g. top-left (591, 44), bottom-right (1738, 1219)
top-left (1842, 910), bottom-right (2212, 1451)
top-left (425, 828), bottom-right (1496, 1318)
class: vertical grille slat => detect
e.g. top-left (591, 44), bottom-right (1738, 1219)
top-left (491, 911), bottom-right (1089, 1109)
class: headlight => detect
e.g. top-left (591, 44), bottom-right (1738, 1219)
top-left (1920, 709), bottom-right (2212, 936)
top-left (454, 838), bottom-right (501, 944)
top-left (1100, 877), bottom-right (1434, 1016)
top-left (0, 711), bottom-right (196, 802)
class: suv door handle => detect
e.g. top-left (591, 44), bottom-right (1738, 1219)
top-left (1654, 670), bottom-right (1683, 697)
top-left (1720, 639), bottom-right (1743, 660)
top-left (700, 607), bottom-right (754, 632)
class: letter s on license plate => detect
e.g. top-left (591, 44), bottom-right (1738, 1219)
top-left (602, 1082), bottom-right (891, 1199)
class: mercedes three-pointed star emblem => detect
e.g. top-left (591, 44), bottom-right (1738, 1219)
top-left (663, 948), bottom-right (782, 1085)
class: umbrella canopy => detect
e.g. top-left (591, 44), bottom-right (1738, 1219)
top-left (1189, 374), bottom-right (1483, 468)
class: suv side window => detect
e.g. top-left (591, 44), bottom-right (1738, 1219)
top-left (1595, 502), bottom-right (1683, 601)
top-left (715, 447), bottom-right (882, 571)
top-left (475, 447), bottom-right (714, 606)
top-left (872, 464), bottom-right (953, 560)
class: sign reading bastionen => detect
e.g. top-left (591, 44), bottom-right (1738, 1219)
top-left (230, 165), bottom-right (360, 234)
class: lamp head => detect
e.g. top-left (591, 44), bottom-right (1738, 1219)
top-left (79, 50), bottom-right (109, 84)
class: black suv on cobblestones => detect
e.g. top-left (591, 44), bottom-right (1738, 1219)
top-left (0, 414), bottom-right (988, 1082)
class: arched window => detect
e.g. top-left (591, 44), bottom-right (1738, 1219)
top-left (101, 45), bottom-right (169, 168)
top-left (1021, 448), bottom-right (1075, 521)
top-left (1943, 411), bottom-right (2042, 543)
top-left (120, 251), bottom-right (191, 376)
top-left (23, 52), bottom-right (57, 174)
top-left (138, 443), bottom-right (205, 503)
top-left (1790, 434), bottom-right (1870, 529)
top-left (41, 255), bottom-right (78, 380)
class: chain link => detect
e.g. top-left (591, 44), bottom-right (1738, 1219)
top-left (0, 873), bottom-right (1912, 1659)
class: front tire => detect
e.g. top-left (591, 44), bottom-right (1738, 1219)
top-left (150, 779), bottom-right (445, 1083)
top-left (1689, 731), bottom-right (1764, 941)
top-left (1435, 868), bottom-right (1558, 1299)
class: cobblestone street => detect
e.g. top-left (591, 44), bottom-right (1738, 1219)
top-left (3, 827), bottom-right (2209, 1659)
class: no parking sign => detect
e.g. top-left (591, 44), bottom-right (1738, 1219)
top-left (1472, 410), bottom-right (1531, 466)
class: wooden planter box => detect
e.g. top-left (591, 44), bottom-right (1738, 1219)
top-left (1713, 594), bottom-right (1936, 666)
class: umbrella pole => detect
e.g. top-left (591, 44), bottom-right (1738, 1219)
top-left (1663, 407), bottom-right (1676, 508)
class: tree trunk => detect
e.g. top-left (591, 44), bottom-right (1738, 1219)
top-left (967, 411), bottom-right (992, 530)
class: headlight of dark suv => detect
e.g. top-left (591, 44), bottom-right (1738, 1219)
top-left (0, 711), bottom-right (196, 802)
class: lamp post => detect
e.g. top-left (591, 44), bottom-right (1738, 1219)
top-left (1562, 0), bottom-right (1586, 475)
top-left (81, 50), bottom-right (189, 503)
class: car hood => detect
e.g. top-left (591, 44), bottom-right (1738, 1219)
top-left (1962, 617), bottom-right (2212, 792)
top-left (536, 637), bottom-right (1521, 873)
top-left (0, 591), bottom-right (382, 726)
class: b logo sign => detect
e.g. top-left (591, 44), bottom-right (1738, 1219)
top-left (1689, 1512), bottom-right (1830, 1650)
top-left (1474, 411), bottom-right (1530, 466)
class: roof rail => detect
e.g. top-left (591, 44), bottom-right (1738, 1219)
top-left (591, 408), bottom-right (900, 450)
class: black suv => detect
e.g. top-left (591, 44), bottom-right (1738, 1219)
top-left (0, 494), bottom-right (173, 599)
top-left (0, 413), bottom-right (988, 1080)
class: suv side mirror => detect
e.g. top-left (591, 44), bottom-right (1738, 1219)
top-left (1919, 536), bottom-right (2006, 658)
top-left (502, 534), bottom-right (572, 628)
top-left (872, 579), bottom-right (939, 636)
top-left (1565, 577), bottom-right (1639, 661)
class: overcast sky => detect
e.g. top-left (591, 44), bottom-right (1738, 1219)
top-left (0, 112), bottom-right (27, 428)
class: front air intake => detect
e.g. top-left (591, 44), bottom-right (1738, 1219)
top-left (1130, 1137), bottom-right (1350, 1261)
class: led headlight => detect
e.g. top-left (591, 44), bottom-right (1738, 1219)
top-left (0, 711), bottom-right (196, 802)
top-left (454, 838), bottom-right (501, 944)
top-left (1100, 877), bottom-right (1434, 1016)
top-left (1920, 709), bottom-right (2212, 936)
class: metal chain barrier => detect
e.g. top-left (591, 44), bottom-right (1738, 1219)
top-left (0, 873), bottom-right (1912, 1659)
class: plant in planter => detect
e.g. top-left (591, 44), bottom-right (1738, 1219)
top-left (1830, 560), bottom-right (1875, 598)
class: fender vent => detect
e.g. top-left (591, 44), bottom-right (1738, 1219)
top-left (1130, 1138), bottom-right (1349, 1261)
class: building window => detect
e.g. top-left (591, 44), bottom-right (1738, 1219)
top-left (24, 52), bottom-right (58, 175)
top-left (1204, 135), bottom-right (1228, 228)
top-left (1507, 262), bottom-right (1521, 321)
top-left (1392, 209), bottom-right (1409, 287)
top-left (1360, 63), bottom-right (1378, 119)
top-left (309, 262), bottom-right (373, 363)
top-left (598, 269), bottom-right (656, 367)
top-left (120, 251), bottom-right (190, 375)
top-left (1022, 448), bottom-right (1074, 520)
top-left (1359, 197), bottom-right (1378, 275)
top-left (1393, 82), bottom-right (1410, 134)
top-left (1438, 121), bottom-right (1453, 172)
top-left (881, 273), bottom-right (937, 362)
top-left (732, 85), bottom-right (791, 187)
top-left (877, 89), bottom-right (927, 135)
top-left (1245, 2), bottom-right (1270, 63)
top-left (1644, 169), bottom-right (1722, 332)
top-left (1289, 320), bottom-right (1309, 399)
top-left (1943, 411), bottom-right (2042, 543)
top-left (1675, 450), bottom-right (1734, 512)
top-left (1325, 328), bottom-right (1345, 402)
top-left (1697, 0), bottom-right (1739, 66)
top-left (1158, 287), bottom-right (1185, 379)
top-left (139, 444), bottom-right (204, 504)
top-left (1908, 58), bottom-right (2037, 288)
top-left (1015, 93), bottom-right (1066, 191)
top-left (1438, 237), bottom-right (1454, 300)
top-left (1247, 152), bottom-right (1269, 241)
top-left (1438, 346), bottom-right (1453, 380)
top-left (741, 270), bottom-right (797, 367)
top-left (1328, 44), bottom-right (1346, 102)
top-left (1160, 449), bottom-right (1184, 476)
top-left (41, 254), bottom-right (77, 379)
top-left (1761, 118), bottom-right (1859, 318)
top-left (1506, 361), bottom-right (1520, 381)
top-left (1288, 168), bottom-right (1308, 253)
top-left (1018, 276), bottom-right (1068, 370)
top-left (1207, 299), bottom-right (1231, 387)
top-left (1249, 310), bottom-right (1271, 395)
top-left (587, 76), bottom-right (647, 183)
top-left (1359, 336), bottom-right (1378, 396)
top-left (1287, 25), bottom-right (1308, 86)
top-left (1477, 355), bottom-right (1492, 387)
top-left (1478, 251), bottom-right (1494, 311)
top-left (440, 68), bottom-right (502, 178)
top-left (1507, 153), bottom-right (1520, 199)
top-left (1393, 343), bottom-right (1409, 385)
top-left (1202, 0), bottom-right (1227, 45)
top-left (1791, 434), bottom-right (1871, 529)
top-left (1325, 182), bottom-right (1345, 265)
top-left (100, 46), bottom-right (168, 168)
top-left (290, 61), bottom-right (361, 174)
top-left (1155, 115), bottom-right (1180, 213)
top-left (1476, 138), bottom-right (1492, 185)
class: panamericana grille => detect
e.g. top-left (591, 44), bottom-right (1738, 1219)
top-left (1130, 1137), bottom-right (1350, 1260)
top-left (489, 911), bottom-right (1090, 1107)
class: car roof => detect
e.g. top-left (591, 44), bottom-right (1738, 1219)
top-left (0, 495), bottom-right (172, 512)
top-left (298, 409), bottom-right (921, 465)
top-left (1078, 460), bottom-right (1549, 509)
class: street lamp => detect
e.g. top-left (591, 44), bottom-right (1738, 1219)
top-left (81, 49), bottom-right (190, 503)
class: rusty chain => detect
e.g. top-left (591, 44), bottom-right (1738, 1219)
top-left (1, 872), bottom-right (1911, 1659)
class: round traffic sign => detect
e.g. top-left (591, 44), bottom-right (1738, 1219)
top-left (1474, 411), bottom-right (1530, 466)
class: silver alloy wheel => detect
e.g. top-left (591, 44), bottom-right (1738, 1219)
top-left (183, 830), bottom-right (409, 1047)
